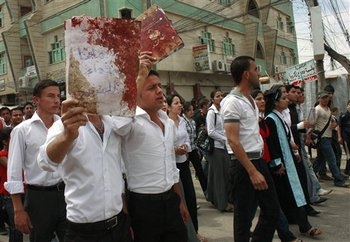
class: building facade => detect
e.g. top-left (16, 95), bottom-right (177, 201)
top-left (0, 0), bottom-right (298, 104)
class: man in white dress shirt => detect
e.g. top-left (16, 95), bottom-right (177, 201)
top-left (122, 69), bottom-right (189, 242)
top-left (5, 80), bottom-right (66, 242)
top-left (37, 52), bottom-right (154, 242)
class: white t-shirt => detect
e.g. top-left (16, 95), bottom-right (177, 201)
top-left (220, 90), bottom-right (263, 154)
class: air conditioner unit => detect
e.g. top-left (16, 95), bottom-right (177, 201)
top-left (18, 76), bottom-right (28, 88)
top-left (274, 65), bottom-right (280, 73)
top-left (212, 59), bottom-right (226, 72)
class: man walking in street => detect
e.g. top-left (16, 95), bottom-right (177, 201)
top-left (308, 91), bottom-right (349, 188)
top-left (221, 56), bottom-right (279, 242)
top-left (5, 80), bottom-right (66, 241)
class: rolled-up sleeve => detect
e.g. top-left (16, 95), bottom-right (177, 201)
top-left (5, 127), bottom-right (27, 194)
top-left (37, 120), bottom-right (67, 172)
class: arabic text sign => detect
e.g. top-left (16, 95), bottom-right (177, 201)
top-left (285, 60), bottom-right (318, 85)
top-left (193, 45), bottom-right (210, 71)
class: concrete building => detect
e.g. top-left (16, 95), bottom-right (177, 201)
top-left (0, 0), bottom-right (298, 104)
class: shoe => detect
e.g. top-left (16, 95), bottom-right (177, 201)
top-left (223, 204), bottom-right (234, 212)
top-left (197, 204), bottom-right (201, 210)
top-left (319, 174), bottom-right (333, 181)
top-left (334, 182), bottom-right (350, 188)
top-left (310, 197), bottom-right (327, 205)
top-left (305, 205), bottom-right (320, 216)
top-left (341, 173), bottom-right (349, 179)
top-left (317, 188), bottom-right (333, 196)
top-left (197, 233), bottom-right (208, 242)
top-left (301, 227), bottom-right (322, 237)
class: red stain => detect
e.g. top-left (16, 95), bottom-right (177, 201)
top-left (70, 17), bottom-right (140, 110)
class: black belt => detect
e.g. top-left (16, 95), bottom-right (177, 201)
top-left (66, 212), bottom-right (124, 233)
top-left (129, 187), bottom-right (176, 201)
top-left (27, 181), bottom-right (65, 191)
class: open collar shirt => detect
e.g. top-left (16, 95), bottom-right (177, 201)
top-left (173, 115), bottom-right (191, 163)
top-left (207, 104), bottom-right (227, 149)
top-left (37, 115), bottom-right (132, 223)
top-left (122, 107), bottom-right (179, 194)
top-left (220, 89), bottom-right (263, 154)
top-left (5, 112), bottom-right (61, 194)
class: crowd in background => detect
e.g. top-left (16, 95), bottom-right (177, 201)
top-left (0, 54), bottom-right (349, 242)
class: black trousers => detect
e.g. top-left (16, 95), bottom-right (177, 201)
top-left (25, 188), bottom-right (66, 242)
top-left (128, 189), bottom-right (187, 242)
top-left (177, 160), bottom-right (198, 232)
top-left (231, 158), bottom-right (279, 242)
top-left (64, 212), bottom-right (132, 242)
top-left (188, 149), bottom-right (207, 193)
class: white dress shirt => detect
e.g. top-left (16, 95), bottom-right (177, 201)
top-left (122, 107), bottom-right (180, 194)
top-left (282, 108), bottom-right (296, 145)
top-left (5, 112), bottom-right (61, 194)
top-left (207, 104), bottom-right (227, 150)
top-left (38, 115), bottom-right (132, 223)
top-left (173, 115), bottom-right (191, 163)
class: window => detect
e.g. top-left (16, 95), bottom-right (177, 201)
top-left (120, 8), bottom-right (132, 19)
top-left (20, 6), bottom-right (32, 16)
top-left (286, 16), bottom-right (294, 33)
top-left (48, 35), bottom-right (65, 64)
top-left (24, 56), bottom-right (33, 67)
top-left (248, 0), bottom-right (259, 18)
top-left (276, 16), bottom-right (284, 31)
top-left (200, 30), bottom-right (215, 52)
top-left (0, 52), bottom-right (6, 74)
top-left (280, 51), bottom-right (287, 65)
top-left (0, 7), bottom-right (3, 28)
top-left (256, 41), bottom-right (265, 59)
top-left (223, 35), bottom-right (235, 56)
top-left (218, 0), bottom-right (232, 7)
top-left (290, 49), bottom-right (297, 65)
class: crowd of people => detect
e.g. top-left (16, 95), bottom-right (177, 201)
top-left (0, 53), bottom-right (349, 242)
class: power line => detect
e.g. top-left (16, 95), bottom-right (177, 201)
top-left (175, 0), bottom-right (291, 33)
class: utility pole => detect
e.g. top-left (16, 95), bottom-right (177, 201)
top-left (306, 0), bottom-right (326, 92)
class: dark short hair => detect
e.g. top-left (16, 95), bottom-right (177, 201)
top-left (230, 56), bottom-right (255, 85)
top-left (11, 106), bottom-right (23, 114)
top-left (198, 97), bottom-right (209, 109)
top-left (251, 88), bottom-right (263, 99)
top-left (32, 79), bottom-right (59, 97)
top-left (324, 84), bottom-right (335, 93)
top-left (0, 107), bottom-right (10, 114)
top-left (210, 89), bottom-right (222, 99)
top-left (0, 127), bottom-right (12, 150)
top-left (285, 84), bottom-right (297, 92)
top-left (148, 70), bottom-right (159, 78)
top-left (183, 102), bottom-right (193, 113)
top-left (22, 102), bottom-right (33, 109)
top-left (166, 94), bottom-right (182, 107)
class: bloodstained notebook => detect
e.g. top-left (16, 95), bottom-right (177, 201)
top-left (136, 5), bottom-right (184, 63)
top-left (65, 16), bottom-right (140, 116)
